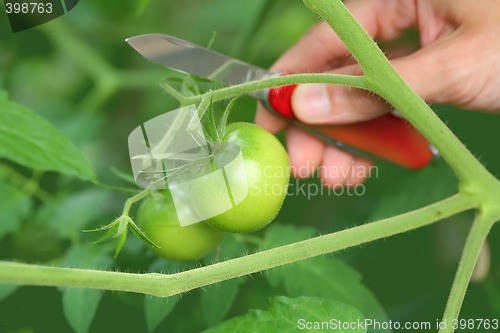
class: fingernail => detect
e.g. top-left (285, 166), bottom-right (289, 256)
top-left (293, 84), bottom-right (331, 121)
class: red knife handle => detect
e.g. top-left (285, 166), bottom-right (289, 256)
top-left (268, 84), bottom-right (434, 169)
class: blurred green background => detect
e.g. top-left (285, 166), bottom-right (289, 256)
top-left (1, 0), bottom-right (499, 332)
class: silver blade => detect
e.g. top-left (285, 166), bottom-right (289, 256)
top-left (125, 33), bottom-right (271, 85)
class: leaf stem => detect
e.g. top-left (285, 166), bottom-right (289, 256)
top-left (439, 213), bottom-right (495, 333)
top-left (183, 73), bottom-right (366, 105)
top-left (122, 188), bottom-right (151, 216)
top-left (0, 193), bottom-right (476, 296)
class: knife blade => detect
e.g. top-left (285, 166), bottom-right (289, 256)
top-left (126, 33), bottom-right (435, 169)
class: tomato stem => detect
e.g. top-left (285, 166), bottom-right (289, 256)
top-left (183, 73), bottom-right (366, 106)
top-left (439, 212), bottom-right (495, 333)
top-left (0, 193), bottom-right (476, 296)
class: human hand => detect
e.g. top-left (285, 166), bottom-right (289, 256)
top-left (256, 0), bottom-right (500, 187)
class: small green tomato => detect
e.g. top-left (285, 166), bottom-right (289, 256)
top-left (203, 122), bottom-right (290, 233)
top-left (137, 191), bottom-right (224, 261)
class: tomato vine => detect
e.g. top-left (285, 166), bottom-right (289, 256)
top-left (0, 2), bottom-right (499, 333)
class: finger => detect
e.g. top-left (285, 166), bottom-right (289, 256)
top-left (292, 62), bottom-right (389, 124)
top-left (255, 102), bottom-right (288, 133)
top-left (256, 0), bottom-right (417, 127)
top-left (345, 158), bottom-right (373, 187)
top-left (271, 20), bottom-right (353, 73)
top-left (292, 40), bottom-right (463, 124)
top-left (285, 127), bottom-right (325, 179)
top-left (319, 146), bottom-right (354, 188)
top-left (271, 0), bottom-right (418, 73)
top-left (390, 38), bottom-right (473, 106)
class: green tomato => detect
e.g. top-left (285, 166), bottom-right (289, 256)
top-left (204, 122), bottom-right (290, 233)
top-left (137, 191), bottom-right (224, 261)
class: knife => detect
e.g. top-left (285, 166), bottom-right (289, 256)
top-left (126, 33), bottom-right (436, 169)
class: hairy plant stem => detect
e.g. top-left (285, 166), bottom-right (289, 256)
top-left (122, 188), bottom-right (151, 216)
top-left (439, 212), bottom-right (495, 333)
top-left (183, 73), bottom-right (366, 105)
top-left (0, 194), bottom-right (475, 296)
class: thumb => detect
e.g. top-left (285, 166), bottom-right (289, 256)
top-left (292, 46), bottom-right (454, 125)
top-left (291, 64), bottom-right (388, 125)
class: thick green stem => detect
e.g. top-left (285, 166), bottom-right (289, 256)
top-left (302, 0), bottom-right (496, 189)
top-left (439, 213), bottom-right (495, 333)
top-left (0, 194), bottom-right (475, 296)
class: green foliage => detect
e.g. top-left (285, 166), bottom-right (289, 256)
top-left (0, 284), bottom-right (18, 302)
top-left (202, 280), bottom-right (241, 326)
top-left (371, 160), bottom-right (458, 220)
top-left (0, 179), bottom-right (32, 239)
top-left (60, 244), bottom-right (113, 333)
top-left (62, 289), bottom-right (104, 333)
top-left (204, 296), bottom-right (366, 333)
top-left (0, 91), bottom-right (95, 180)
top-left (261, 225), bottom-right (388, 331)
top-left (144, 296), bottom-right (180, 333)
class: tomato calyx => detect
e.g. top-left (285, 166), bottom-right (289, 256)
top-left (85, 188), bottom-right (159, 257)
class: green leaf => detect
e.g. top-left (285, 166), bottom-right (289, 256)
top-left (370, 160), bottom-right (457, 220)
top-left (0, 91), bottom-right (95, 180)
top-left (35, 189), bottom-right (113, 240)
top-left (62, 289), bottom-right (103, 333)
top-left (266, 257), bottom-right (388, 331)
top-left (202, 279), bottom-right (240, 327)
top-left (60, 244), bottom-right (113, 333)
top-left (204, 296), bottom-right (366, 333)
top-left (0, 178), bottom-right (32, 239)
top-left (0, 284), bottom-right (18, 301)
top-left (261, 225), bottom-right (389, 332)
top-left (144, 296), bottom-right (180, 333)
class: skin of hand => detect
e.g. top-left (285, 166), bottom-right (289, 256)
top-left (255, 0), bottom-right (500, 188)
